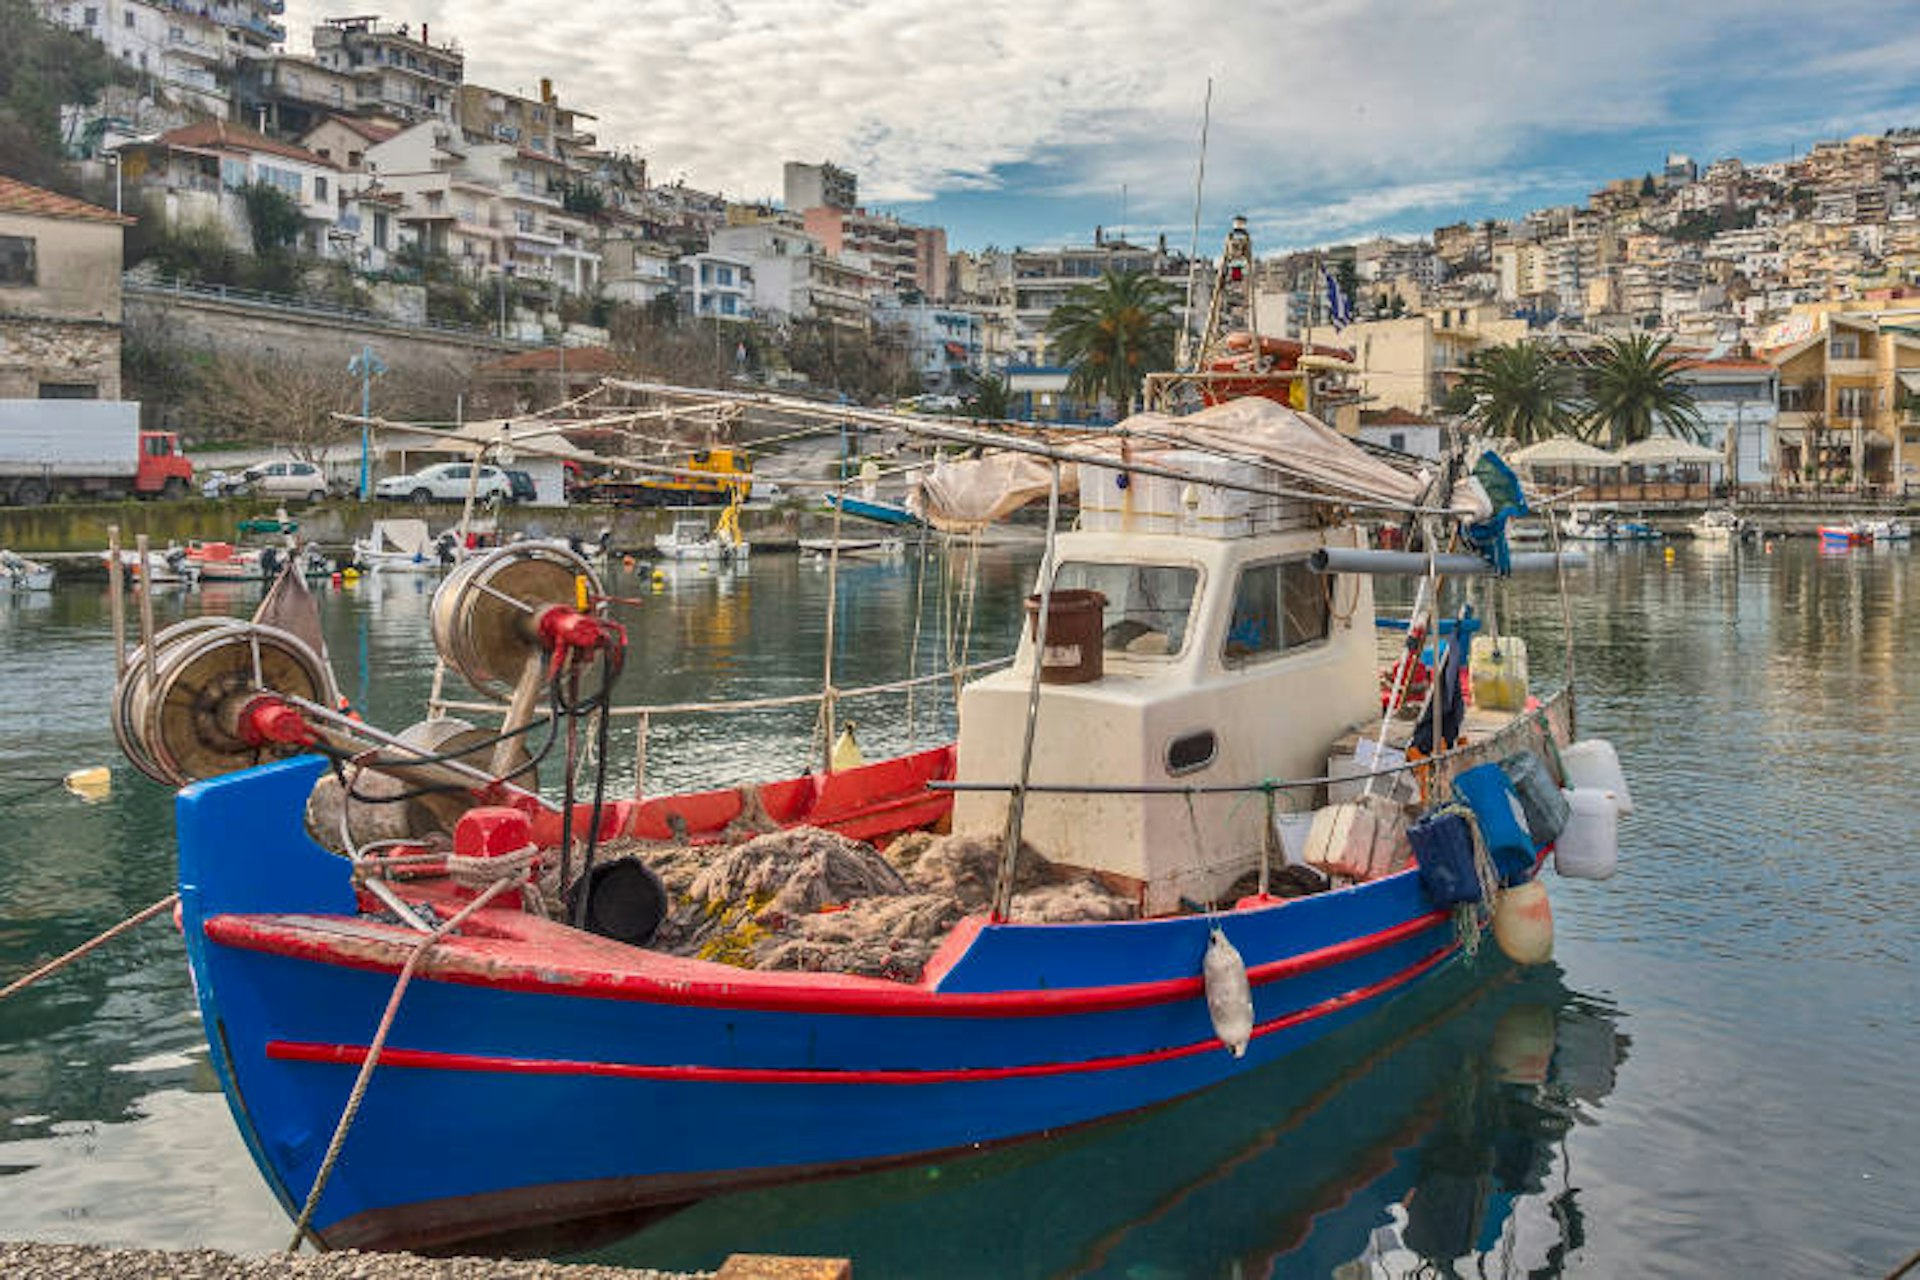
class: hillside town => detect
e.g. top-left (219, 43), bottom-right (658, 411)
top-left (8, 1), bottom-right (1920, 493)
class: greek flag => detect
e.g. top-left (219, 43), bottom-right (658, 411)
top-left (1322, 268), bottom-right (1354, 330)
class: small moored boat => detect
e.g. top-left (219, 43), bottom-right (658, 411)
top-left (0, 549), bottom-right (53, 591)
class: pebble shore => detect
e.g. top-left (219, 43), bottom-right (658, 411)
top-left (0, 1242), bottom-right (709, 1280)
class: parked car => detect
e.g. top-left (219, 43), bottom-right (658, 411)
top-left (374, 463), bottom-right (513, 504)
top-left (228, 459), bottom-right (331, 502)
top-left (503, 468), bottom-right (538, 504)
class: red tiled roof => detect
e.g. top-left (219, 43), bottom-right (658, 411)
top-left (153, 119), bottom-right (340, 170)
top-left (0, 175), bottom-right (135, 226)
top-left (1359, 405), bottom-right (1436, 426)
top-left (479, 345), bottom-right (621, 373)
top-left (1674, 357), bottom-right (1773, 373)
top-left (320, 115), bottom-right (401, 145)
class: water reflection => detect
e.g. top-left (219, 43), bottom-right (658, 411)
top-left (578, 963), bottom-right (1628, 1279)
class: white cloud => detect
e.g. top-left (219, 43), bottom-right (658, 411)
top-left (279, 0), bottom-right (1909, 241)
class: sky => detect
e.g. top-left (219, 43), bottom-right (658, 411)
top-left (284, 0), bottom-right (1920, 255)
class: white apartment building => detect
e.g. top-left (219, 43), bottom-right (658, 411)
top-left (872, 297), bottom-right (985, 392)
top-left (676, 252), bottom-right (752, 321)
top-left (708, 223), bottom-right (875, 331)
top-left (366, 121), bottom-right (599, 294)
top-left (39, 0), bottom-right (285, 118)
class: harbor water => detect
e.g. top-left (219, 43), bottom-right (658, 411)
top-left (0, 539), bottom-right (1913, 1277)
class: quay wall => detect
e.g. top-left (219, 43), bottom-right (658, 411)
top-left (0, 499), bottom-right (836, 560)
top-left (122, 281), bottom-right (523, 375)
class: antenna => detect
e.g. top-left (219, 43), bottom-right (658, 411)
top-left (1178, 78), bottom-right (1212, 371)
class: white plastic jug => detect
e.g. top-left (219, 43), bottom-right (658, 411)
top-left (1554, 787), bottom-right (1619, 881)
top-left (1559, 739), bottom-right (1634, 816)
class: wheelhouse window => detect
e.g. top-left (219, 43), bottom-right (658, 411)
top-left (1222, 558), bottom-right (1329, 665)
top-left (1053, 561), bottom-right (1199, 657)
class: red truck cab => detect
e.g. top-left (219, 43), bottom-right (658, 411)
top-left (138, 431), bottom-right (194, 498)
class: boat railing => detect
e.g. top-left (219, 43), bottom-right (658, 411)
top-left (431, 656), bottom-right (1013, 799)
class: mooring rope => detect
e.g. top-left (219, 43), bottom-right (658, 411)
top-left (286, 875), bottom-right (517, 1252)
top-left (0, 893), bottom-right (179, 1002)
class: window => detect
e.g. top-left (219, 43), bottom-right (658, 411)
top-left (256, 164), bottom-right (303, 199)
top-left (1829, 332), bottom-right (1860, 359)
top-left (40, 383), bottom-right (98, 399)
top-left (1053, 561), bottom-right (1200, 656)
top-left (314, 175), bottom-right (328, 201)
top-left (1835, 386), bottom-right (1869, 419)
top-left (1222, 558), bottom-right (1330, 665)
top-left (0, 236), bottom-right (35, 286)
top-left (83, 6), bottom-right (97, 24)
top-left (123, 9), bottom-right (133, 25)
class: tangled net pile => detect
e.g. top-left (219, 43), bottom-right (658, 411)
top-left (597, 826), bottom-right (1140, 983)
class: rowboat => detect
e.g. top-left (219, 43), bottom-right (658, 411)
top-left (117, 394), bottom-right (1624, 1253)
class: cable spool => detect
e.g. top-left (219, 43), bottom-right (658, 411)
top-left (430, 543), bottom-right (602, 697)
top-left (113, 621), bottom-right (337, 787)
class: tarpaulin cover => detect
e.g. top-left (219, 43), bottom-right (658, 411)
top-left (909, 398), bottom-right (1465, 532)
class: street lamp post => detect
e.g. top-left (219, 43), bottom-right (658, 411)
top-left (347, 346), bottom-right (387, 501)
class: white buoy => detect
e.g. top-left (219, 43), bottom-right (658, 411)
top-left (1203, 928), bottom-right (1253, 1057)
top-left (1493, 880), bottom-right (1555, 966)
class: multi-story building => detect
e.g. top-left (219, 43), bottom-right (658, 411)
top-left (312, 16), bottom-right (463, 124)
top-left (233, 54), bottom-right (363, 140)
top-left (455, 79), bottom-right (594, 161)
top-left (675, 251), bottom-right (752, 321)
top-left (1672, 353), bottom-right (1777, 486)
top-left (598, 232), bottom-right (676, 308)
top-left (1757, 304), bottom-right (1920, 489)
top-left (120, 120), bottom-right (341, 257)
top-left (365, 120), bottom-right (599, 295)
top-left (38, 0), bottom-right (284, 118)
top-left (783, 161), bottom-right (856, 213)
top-left (1303, 302), bottom-right (1527, 417)
top-left (872, 297), bottom-right (984, 393)
top-left (707, 222), bottom-right (875, 331)
top-left (987, 235), bottom-right (1199, 366)
top-left (803, 206), bottom-right (946, 300)
top-left (0, 176), bottom-right (134, 400)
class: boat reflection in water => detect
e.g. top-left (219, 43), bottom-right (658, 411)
top-left (580, 961), bottom-right (1627, 1278)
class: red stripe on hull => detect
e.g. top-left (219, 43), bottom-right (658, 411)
top-left (265, 942), bottom-right (1457, 1084)
top-left (208, 906), bottom-right (1450, 1017)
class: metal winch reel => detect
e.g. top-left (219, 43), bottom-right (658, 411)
top-left (430, 542), bottom-right (604, 698)
top-left (113, 618), bottom-right (338, 787)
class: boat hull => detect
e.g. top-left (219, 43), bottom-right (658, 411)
top-left (180, 757), bottom-right (1471, 1253)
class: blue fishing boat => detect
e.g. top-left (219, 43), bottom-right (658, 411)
top-left (826, 491), bottom-right (920, 527)
top-left (119, 396), bottom-right (1620, 1253)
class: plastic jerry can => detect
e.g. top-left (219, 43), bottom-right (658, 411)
top-left (1553, 787), bottom-right (1620, 880)
top-left (1469, 634), bottom-right (1530, 711)
top-left (1408, 809), bottom-right (1480, 906)
top-left (1499, 751), bottom-right (1571, 844)
top-left (1451, 763), bottom-right (1536, 885)
top-left (1559, 739), bottom-right (1634, 816)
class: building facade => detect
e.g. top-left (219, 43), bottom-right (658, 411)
top-left (0, 177), bottom-right (134, 399)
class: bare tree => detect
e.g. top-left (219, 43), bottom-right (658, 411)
top-left (192, 353), bottom-right (357, 461)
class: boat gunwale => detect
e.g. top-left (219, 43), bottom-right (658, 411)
top-left (198, 892), bottom-right (1452, 1017)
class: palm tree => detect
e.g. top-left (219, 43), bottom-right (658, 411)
top-left (1454, 341), bottom-right (1584, 444)
top-left (1582, 333), bottom-right (1705, 446)
top-left (1045, 270), bottom-right (1178, 413)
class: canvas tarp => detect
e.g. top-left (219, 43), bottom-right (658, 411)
top-left (368, 519), bottom-right (433, 557)
top-left (910, 398), bottom-right (1456, 531)
top-left (1613, 436), bottom-right (1724, 466)
top-left (1508, 435), bottom-right (1621, 469)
